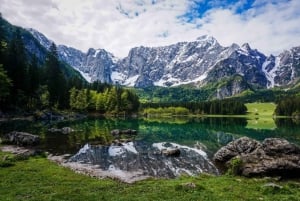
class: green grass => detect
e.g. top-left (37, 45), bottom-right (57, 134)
top-left (246, 102), bottom-right (276, 116)
top-left (245, 103), bottom-right (277, 130)
top-left (1, 150), bottom-right (300, 201)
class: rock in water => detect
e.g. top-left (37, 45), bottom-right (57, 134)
top-left (48, 127), bottom-right (75, 134)
top-left (60, 127), bottom-right (75, 134)
top-left (3, 131), bottom-right (40, 146)
top-left (68, 141), bottom-right (218, 182)
top-left (214, 137), bottom-right (300, 177)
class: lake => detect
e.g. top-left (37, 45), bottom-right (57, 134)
top-left (1, 116), bottom-right (300, 180)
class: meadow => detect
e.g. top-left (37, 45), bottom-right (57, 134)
top-left (1, 151), bottom-right (300, 201)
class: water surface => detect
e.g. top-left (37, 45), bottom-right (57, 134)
top-left (1, 116), bottom-right (299, 156)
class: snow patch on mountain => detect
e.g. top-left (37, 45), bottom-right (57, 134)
top-left (111, 71), bottom-right (126, 84)
top-left (93, 49), bottom-right (101, 58)
top-left (78, 71), bottom-right (92, 83)
top-left (262, 57), bottom-right (281, 88)
top-left (123, 75), bottom-right (140, 86)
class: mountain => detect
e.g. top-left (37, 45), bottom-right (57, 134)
top-left (0, 18), bottom-right (86, 82)
top-left (28, 26), bottom-right (300, 98)
top-left (262, 47), bottom-right (300, 87)
top-left (28, 29), bottom-right (115, 83)
top-left (112, 37), bottom-right (269, 89)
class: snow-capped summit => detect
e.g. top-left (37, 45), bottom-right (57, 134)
top-left (29, 28), bottom-right (300, 96)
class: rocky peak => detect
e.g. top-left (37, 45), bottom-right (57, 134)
top-left (196, 35), bottom-right (218, 45)
top-left (27, 28), bottom-right (53, 50)
top-left (28, 27), bottom-right (300, 96)
top-left (241, 43), bottom-right (252, 52)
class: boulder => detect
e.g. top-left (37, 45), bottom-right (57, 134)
top-left (3, 131), bottom-right (40, 146)
top-left (214, 137), bottom-right (300, 177)
top-left (213, 137), bottom-right (260, 162)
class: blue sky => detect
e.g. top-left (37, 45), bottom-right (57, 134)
top-left (0, 0), bottom-right (299, 57)
top-left (182, 0), bottom-right (256, 21)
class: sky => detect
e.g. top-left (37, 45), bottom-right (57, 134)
top-left (0, 0), bottom-right (300, 58)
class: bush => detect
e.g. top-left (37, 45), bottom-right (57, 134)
top-left (227, 157), bottom-right (243, 176)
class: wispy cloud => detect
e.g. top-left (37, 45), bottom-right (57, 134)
top-left (0, 0), bottom-right (299, 57)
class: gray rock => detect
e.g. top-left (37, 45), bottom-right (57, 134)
top-left (3, 131), bottom-right (40, 146)
top-left (214, 137), bottom-right (300, 177)
top-left (110, 129), bottom-right (120, 136)
top-left (48, 127), bottom-right (75, 134)
top-left (161, 148), bottom-right (181, 157)
top-left (60, 127), bottom-right (75, 134)
top-left (213, 137), bottom-right (260, 163)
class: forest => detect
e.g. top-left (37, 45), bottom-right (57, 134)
top-left (2, 14), bottom-right (299, 117)
top-left (141, 100), bottom-right (248, 115)
top-left (0, 18), bottom-right (139, 114)
top-left (275, 96), bottom-right (300, 117)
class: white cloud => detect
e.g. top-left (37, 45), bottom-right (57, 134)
top-left (0, 0), bottom-right (299, 57)
top-left (196, 0), bottom-right (300, 55)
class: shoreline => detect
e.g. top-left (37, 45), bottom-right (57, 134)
top-left (47, 154), bottom-right (151, 183)
top-left (0, 145), bottom-right (150, 183)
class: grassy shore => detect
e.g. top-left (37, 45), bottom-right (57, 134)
top-left (245, 102), bottom-right (277, 130)
top-left (245, 102), bottom-right (276, 117)
top-left (1, 150), bottom-right (300, 201)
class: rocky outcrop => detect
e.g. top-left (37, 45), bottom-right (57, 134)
top-left (214, 137), bottom-right (300, 177)
top-left (213, 75), bottom-right (251, 99)
top-left (263, 47), bottom-right (300, 87)
top-left (2, 131), bottom-right (40, 146)
top-left (79, 48), bottom-right (114, 83)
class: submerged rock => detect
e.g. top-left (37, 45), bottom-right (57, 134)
top-left (48, 127), bottom-right (75, 134)
top-left (68, 141), bottom-right (218, 182)
top-left (110, 129), bottom-right (138, 137)
top-left (214, 137), bottom-right (300, 177)
top-left (3, 131), bottom-right (40, 146)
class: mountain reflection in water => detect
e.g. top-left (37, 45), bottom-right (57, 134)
top-left (68, 141), bottom-right (219, 179)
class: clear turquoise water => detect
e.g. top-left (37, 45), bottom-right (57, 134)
top-left (1, 117), bottom-right (299, 157)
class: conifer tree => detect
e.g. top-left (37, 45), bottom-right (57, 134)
top-left (45, 43), bottom-right (67, 108)
top-left (0, 64), bottom-right (11, 103)
top-left (7, 28), bottom-right (28, 107)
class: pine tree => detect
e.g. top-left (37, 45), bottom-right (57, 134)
top-left (0, 64), bottom-right (11, 103)
top-left (7, 28), bottom-right (28, 107)
top-left (45, 43), bottom-right (67, 108)
top-left (0, 14), bottom-right (8, 64)
top-left (26, 55), bottom-right (41, 108)
top-left (69, 87), bottom-right (78, 110)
